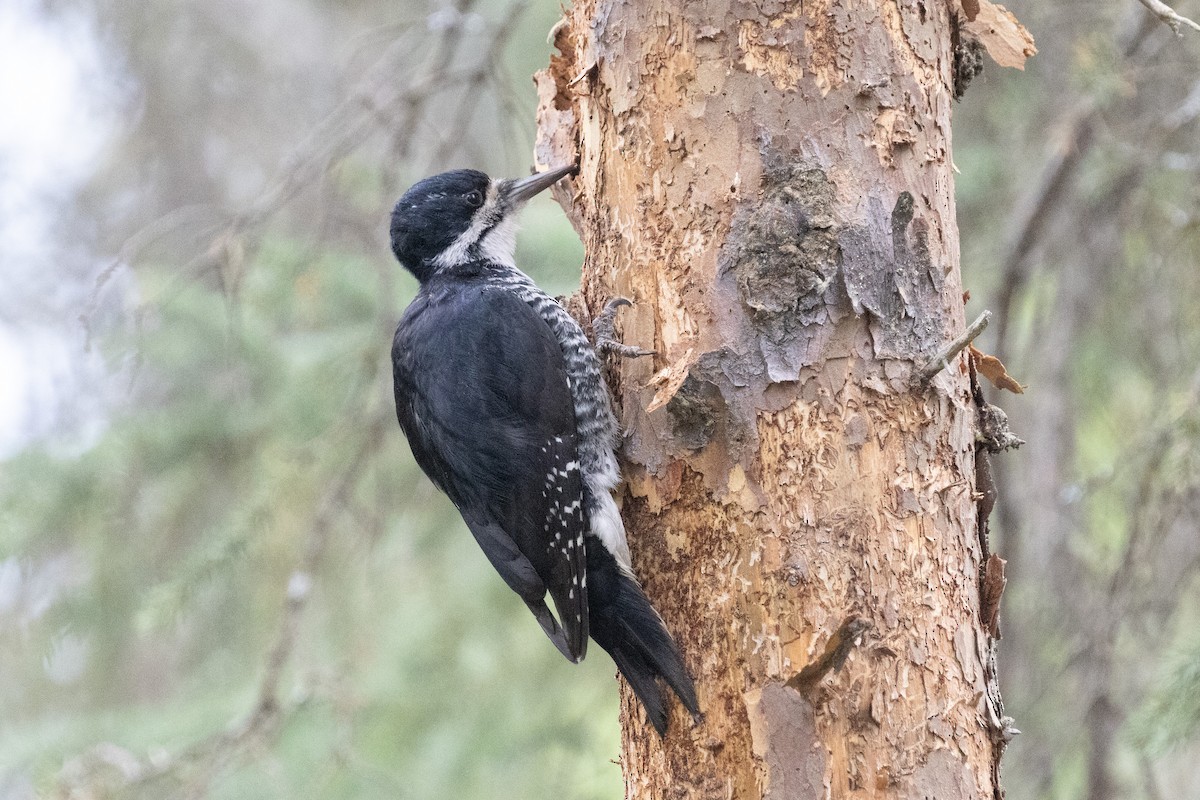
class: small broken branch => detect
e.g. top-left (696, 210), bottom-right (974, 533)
top-left (971, 344), bottom-right (1027, 394)
top-left (1137, 0), bottom-right (1200, 34)
top-left (916, 310), bottom-right (991, 382)
top-left (785, 616), bottom-right (872, 695)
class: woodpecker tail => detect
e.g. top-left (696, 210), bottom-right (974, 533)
top-left (585, 540), bottom-right (700, 735)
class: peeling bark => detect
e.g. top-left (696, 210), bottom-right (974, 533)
top-left (536, 2), bottom-right (1007, 797)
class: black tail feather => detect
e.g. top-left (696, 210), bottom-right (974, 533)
top-left (607, 645), bottom-right (670, 734)
top-left (585, 540), bottom-right (700, 735)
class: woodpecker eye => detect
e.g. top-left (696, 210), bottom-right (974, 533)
top-left (464, 190), bottom-right (484, 207)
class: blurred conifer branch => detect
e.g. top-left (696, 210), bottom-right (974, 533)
top-left (1137, 0), bottom-right (1200, 34)
top-left (80, 0), bottom-right (528, 348)
top-left (53, 2), bottom-right (532, 796)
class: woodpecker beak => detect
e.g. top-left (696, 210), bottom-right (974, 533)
top-left (502, 164), bottom-right (577, 205)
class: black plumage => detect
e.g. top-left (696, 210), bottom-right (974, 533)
top-left (393, 284), bottom-right (589, 661)
top-left (389, 166), bottom-right (699, 734)
top-left (584, 543), bottom-right (699, 733)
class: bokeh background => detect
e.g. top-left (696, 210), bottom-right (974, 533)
top-left (1, 1), bottom-right (1199, 798)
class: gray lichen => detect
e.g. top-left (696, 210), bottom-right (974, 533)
top-left (724, 166), bottom-right (840, 322)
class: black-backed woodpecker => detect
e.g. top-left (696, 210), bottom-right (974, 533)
top-left (389, 166), bottom-right (699, 734)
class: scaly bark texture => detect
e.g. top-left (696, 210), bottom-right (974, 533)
top-left (536, 2), bottom-right (1006, 797)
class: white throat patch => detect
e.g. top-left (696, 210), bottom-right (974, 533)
top-left (478, 215), bottom-right (518, 268)
top-left (431, 179), bottom-right (518, 269)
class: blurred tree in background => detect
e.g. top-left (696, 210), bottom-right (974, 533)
top-left (956, 4), bottom-right (1200, 798)
top-left (0, 1), bottom-right (1199, 799)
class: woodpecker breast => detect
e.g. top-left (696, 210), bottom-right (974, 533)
top-left (487, 267), bottom-right (633, 571)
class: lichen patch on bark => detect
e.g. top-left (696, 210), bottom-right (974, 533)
top-left (724, 165), bottom-right (839, 321)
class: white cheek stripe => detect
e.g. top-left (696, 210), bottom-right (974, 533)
top-left (431, 179), bottom-right (506, 269)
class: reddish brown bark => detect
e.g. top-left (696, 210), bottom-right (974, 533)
top-left (537, 2), bottom-right (1009, 797)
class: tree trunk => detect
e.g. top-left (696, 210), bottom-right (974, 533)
top-left (536, 2), bottom-right (1006, 798)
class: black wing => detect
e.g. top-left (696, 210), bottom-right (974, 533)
top-left (392, 284), bottom-right (588, 661)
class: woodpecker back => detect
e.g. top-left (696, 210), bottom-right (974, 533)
top-left (389, 167), bottom-right (699, 734)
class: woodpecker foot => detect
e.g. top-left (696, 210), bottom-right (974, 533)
top-left (593, 298), bottom-right (654, 359)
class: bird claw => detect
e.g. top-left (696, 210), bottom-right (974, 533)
top-left (593, 297), bottom-right (655, 359)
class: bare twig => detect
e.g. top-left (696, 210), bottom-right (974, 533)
top-left (254, 415), bottom-right (388, 717)
top-left (79, 4), bottom-right (481, 336)
top-left (60, 414), bottom-right (390, 799)
top-left (78, 204), bottom-right (224, 349)
top-left (915, 310), bottom-right (991, 383)
top-left (429, 1), bottom-right (530, 168)
top-left (1137, 0), bottom-right (1200, 34)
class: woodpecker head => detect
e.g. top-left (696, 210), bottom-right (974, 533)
top-left (389, 165), bottom-right (575, 282)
